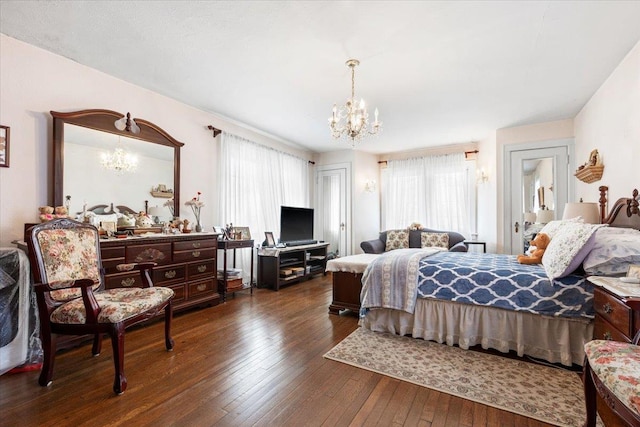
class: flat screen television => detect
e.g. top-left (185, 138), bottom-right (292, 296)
top-left (280, 206), bottom-right (314, 244)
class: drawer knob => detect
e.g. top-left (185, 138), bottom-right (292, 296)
top-left (192, 242), bottom-right (201, 248)
top-left (165, 270), bottom-right (176, 279)
top-left (197, 265), bottom-right (207, 273)
top-left (121, 277), bottom-right (136, 287)
top-left (197, 283), bottom-right (207, 291)
top-left (603, 303), bottom-right (613, 314)
top-left (192, 251), bottom-right (201, 257)
top-left (603, 331), bottom-right (612, 340)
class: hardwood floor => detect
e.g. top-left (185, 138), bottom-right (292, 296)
top-left (0, 273), bottom-right (555, 426)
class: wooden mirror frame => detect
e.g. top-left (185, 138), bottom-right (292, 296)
top-left (51, 109), bottom-right (184, 217)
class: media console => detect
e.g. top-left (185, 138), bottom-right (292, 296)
top-left (257, 242), bottom-right (329, 291)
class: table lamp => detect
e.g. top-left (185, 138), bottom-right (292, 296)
top-left (537, 209), bottom-right (554, 224)
top-left (562, 201), bottom-right (600, 224)
top-left (148, 206), bottom-right (162, 224)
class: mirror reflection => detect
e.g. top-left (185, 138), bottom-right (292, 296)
top-left (522, 157), bottom-right (554, 252)
top-left (63, 123), bottom-right (175, 222)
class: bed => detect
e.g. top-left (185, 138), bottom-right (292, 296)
top-left (359, 188), bottom-right (640, 367)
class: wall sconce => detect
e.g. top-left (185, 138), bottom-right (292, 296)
top-left (476, 168), bottom-right (489, 184)
top-left (114, 112), bottom-right (140, 134)
top-left (364, 179), bottom-right (377, 193)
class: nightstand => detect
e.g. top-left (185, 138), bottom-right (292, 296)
top-left (463, 240), bottom-right (486, 253)
top-left (592, 284), bottom-right (640, 342)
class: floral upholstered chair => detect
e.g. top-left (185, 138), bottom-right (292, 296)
top-left (27, 218), bottom-right (174, 395)
top-left (583, 298), bottom-right (640, 427)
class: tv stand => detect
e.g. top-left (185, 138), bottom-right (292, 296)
top-left (257, 242), bottom-right (329, 291)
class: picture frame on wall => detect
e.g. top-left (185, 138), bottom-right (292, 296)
top-left (264, 231), bottom-right (275, 247)
top-left (0, 126), bottom-right (9, 168)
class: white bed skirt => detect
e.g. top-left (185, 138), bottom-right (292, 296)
top-left (359, 298), bottom-right (593, 367)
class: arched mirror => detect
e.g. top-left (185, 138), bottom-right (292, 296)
top-left (51, 109), bottom-right (183, 220)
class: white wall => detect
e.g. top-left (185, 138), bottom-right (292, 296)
top-left (0, 34), bottom-right (313, 247)
top-left (353, 151), bottom-right (380, 254)
top-left (477, 132), bottom-right (497, 252)
top-left (575, 40), bottom-right (640, 205)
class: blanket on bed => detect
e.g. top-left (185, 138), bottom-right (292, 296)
top-left (418, 252), bottom-right (594, 318)
top-left (360, 248), bottom-right (444, 314)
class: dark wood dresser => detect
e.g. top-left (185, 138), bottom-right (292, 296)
top-left (100, 232), bottom-right (221, 311)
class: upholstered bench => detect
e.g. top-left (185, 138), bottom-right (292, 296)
top-left (326, 254), bottom-right (378, 315)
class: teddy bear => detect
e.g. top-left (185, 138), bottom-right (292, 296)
top-left (39, 206), bottom-right (55, 222)
top-left (517, 233), bottom-right (550, 265)
top-left (54, 206), bottom-right (70, 219)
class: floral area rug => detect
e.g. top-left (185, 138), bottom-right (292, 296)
top-left (324, 327), bottom-right (597, 427)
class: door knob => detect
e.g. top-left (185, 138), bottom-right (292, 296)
top-left (340, 222), bottom-right (345, 231)
top-left (514, 222), bottom-right (519, 233)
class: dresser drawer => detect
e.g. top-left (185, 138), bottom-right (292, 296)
top-left (101, 246), bottom-right (125, 260)
top-left (188, 278), bottom-right (217, 298)
top-left (126, 243), bottom-right (172, 265)
top-left (594, 288), bottom-right (632, 338)
top-left (174, 239), bottom-right (217, 251)
top-left (104, 271), bottom-right (143, 289)
top-left (187, 260), bottom-right (215, 280)
top-left (173, 248), bottom-right (216, 263)
top-left (166, 283), bottom-right (186, 304)
top-left (152, 264), bottom-right (186, 285)
top-left (594, 316), bottom-right (631, 343)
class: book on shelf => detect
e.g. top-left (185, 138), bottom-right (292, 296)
top-left (588, 276), bottom-right (640, 298)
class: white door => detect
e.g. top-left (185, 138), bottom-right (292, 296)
top-left (315, 163), bottom-right (351, 257)
top-left (505, 144), bottom-right (571, 255)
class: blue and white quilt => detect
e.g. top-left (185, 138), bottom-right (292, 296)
top-left (417, 252), bottom-right (594, 318)
top-left (361, 250), bottom-right (594, 319)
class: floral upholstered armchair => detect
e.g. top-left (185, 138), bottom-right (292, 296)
top-left (583, 298), bottom-right (640, 427)
top-left (27, 218), bottom-right (175, 395)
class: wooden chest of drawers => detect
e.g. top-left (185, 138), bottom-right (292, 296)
top-left (593, 285), bottom-right (640, 342)
top-left (100, 233), bottom-right (221, 311)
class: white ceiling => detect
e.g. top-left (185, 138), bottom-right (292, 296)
top-left (1, 1), bottom-right (639, 154)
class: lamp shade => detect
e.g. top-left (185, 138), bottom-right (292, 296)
top-left (537, 209), bottom-right (554, 224)
top-left (562, 202), bottom-right (600, 224)
top-left (524, 212), bottom-right (537, 223)
top-left (148, 207), bottom-right (163, 217)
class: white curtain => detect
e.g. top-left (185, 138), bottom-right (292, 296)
top-left (218, 132), bottom-right (310, 282)
top-left (381, 152), bottom-right (470, 237)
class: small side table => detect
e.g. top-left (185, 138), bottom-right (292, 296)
top-left (464, 240), bottom-right (486, 253)
top-left (217, 239), bottom-right (254, 301)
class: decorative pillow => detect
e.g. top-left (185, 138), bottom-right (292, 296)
top-left (542, 222), bottom-right (603, 280)
top-left (539, 217), bottom-right (584, 239)
top-left (385, 230), bottom-right (409, 251)
top-left (421, 232), bottom-right (449, 249)
top-left (583, 227), bottom-right (640, 275)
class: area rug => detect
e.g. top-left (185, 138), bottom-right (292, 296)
top-left (324, 327), bottom-right (594, 427)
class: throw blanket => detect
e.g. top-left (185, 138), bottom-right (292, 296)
top-left (361, 248), bottom-right (444, 314)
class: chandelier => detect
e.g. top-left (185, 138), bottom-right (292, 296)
top-left (329, 59), bottom-right (381, 146)
top-left (101, 137), bottom-right (138, 173)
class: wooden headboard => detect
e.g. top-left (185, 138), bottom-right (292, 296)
top-left (599, 187), bottom-right (640, 230)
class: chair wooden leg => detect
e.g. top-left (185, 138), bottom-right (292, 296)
top-left (165, 302), bottom-right (174, 351)
top-left (38, 332), bottom-right (56, 387)
top-left (109, 323), bottom-right (127, 395)
top-left (92, 333), bottom-right (102, 356)
top-left (583, 360), bottom-right (597, 427)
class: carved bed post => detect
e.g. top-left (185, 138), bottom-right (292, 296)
top-left (598, 186), bottom-right (608, 224)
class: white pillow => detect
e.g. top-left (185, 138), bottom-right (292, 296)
top-left (539, 217), bottom-right (584, 239)
top-left (583, 227), bottom-right (640, 276)
top-left (542, 222), bottom-right (603, 280)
